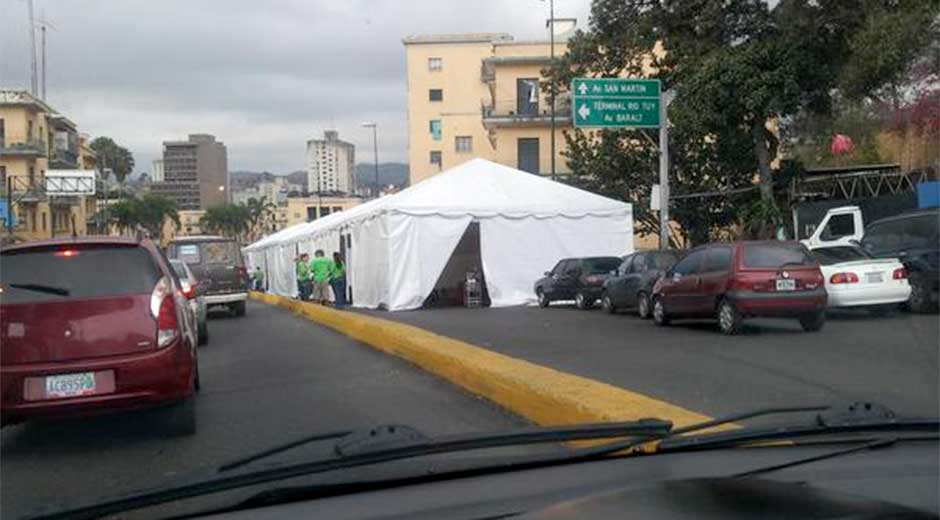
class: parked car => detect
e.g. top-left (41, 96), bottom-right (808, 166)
top-left (171, 259), bottom-right (209, 345)
top-left (859, 208), bottom-right (939, 313)
top-left (535, 256), bottom-right (623, 309)
top-left (166, 235), bottom-right (249, 317)
top-left (0, 237), bottom-right (199, 434)
top-left (601, 250), bottom-right (682, 318)
top-left (651, 241), bottom-right (827, 334)
top-left (809, 245), bottom-right (910, 314)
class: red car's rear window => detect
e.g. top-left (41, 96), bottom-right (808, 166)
top-left (0, 246), bottom-right (161, 304)
top-left (742, 243), bottom-right (816, 269)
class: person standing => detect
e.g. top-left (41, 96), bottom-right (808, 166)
top-left (330, 252), bottom-right (347, 307)
top-left (253, 266), bottom-right (265, 292)
top-left (296, 253), bottom-right (311, 300)
top-left (309, 249), bottom-right (334, 305)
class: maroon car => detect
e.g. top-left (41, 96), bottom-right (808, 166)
top-left (651, 241), bottom-right (827, 334)
top-left (0, 237), bottom-right (199, 434)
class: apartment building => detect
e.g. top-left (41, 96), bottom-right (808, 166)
top-left (152, 158), bottom-right (165, 182)
top-left (306, 130), bottom-right (355, 195)
top-left (285, 194), bottom-right (364, 227)
top-left (403, 20), bottom-right (576, 185)
top-left (0, 90), bottom-right (92, 240)
top-left (151, 134), bottom-right (228, 210)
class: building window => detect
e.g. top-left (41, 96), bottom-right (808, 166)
top-left (332, 206), bottom-right (342, 213)
top-left (429, 89), bottom-right (443, 102)
top-left (41, 212), bottom-right (46, 231)
top-left (455, 136), bottom-right (472, 153)
top-left (428, 57), bottom-right (442, 71)
top-left (430, 151), bottom-right (442, 166)
top-left (429, 119), bottom-right (442, 141)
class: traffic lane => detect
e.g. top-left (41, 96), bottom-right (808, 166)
top-left (365, 305), bottom-right (939, 419)
top-left (1, 301), bottom-right (527, 520)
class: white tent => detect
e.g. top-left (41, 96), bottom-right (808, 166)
top-left (244, 158), bottom-right (633, 310)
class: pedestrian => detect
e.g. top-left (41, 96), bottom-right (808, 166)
top-left (330, 252), bottom-right (347, 307)
top-left (309, 249), bottom-right (334, 305)
top-left (296, 253), bottom-right (311, 300)
top-left (253, 266), bottom-right (265, 292)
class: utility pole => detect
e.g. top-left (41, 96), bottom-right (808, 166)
top-left (549, 0), bottom-right (556, 181)
top-left (27, 0), bottom-right (38, 96)
top-left (361, 122), bottom-right (379, 198)
top-left (658, 90), bottom-right (676, 250)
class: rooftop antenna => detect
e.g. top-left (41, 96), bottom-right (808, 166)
top-left (27, 0), bottom-right (38, 96)
top-left (37, 10), bottom-right (56, 100)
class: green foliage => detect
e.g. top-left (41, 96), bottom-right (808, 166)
top-left (200, 204), bottom-right (252, 241)
top-left (244, 196), bottom-right (277, 240)
top-left (89, 137), bottom-right (135, 182)
top-left (108, 194), bottom-right (179, 240)
top-left (740, 198), bottom-right (786, 241)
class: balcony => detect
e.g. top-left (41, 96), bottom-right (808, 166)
top-left (481, 97), bottom-right (572, 128)
top-left (0, 138), bottom-right (48, 157)
top-left (49, 148), bottom-right (79, 169)
top-left (2, 176), bottom-right (45, 203)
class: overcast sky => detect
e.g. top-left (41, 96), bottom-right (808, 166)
top-left (0, 0), bottom-right (591, 176)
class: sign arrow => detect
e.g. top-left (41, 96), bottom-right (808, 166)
top-left (577, 104), bottom-right (591, 119)
top-left (577, 82), bottom-right (588, 95)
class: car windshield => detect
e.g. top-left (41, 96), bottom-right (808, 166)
top-left (583, 257), bottom-right (622, 274)
top-left (1, 2), bottom-right (937, 519)
top-left (742, 243), bottom-right (816, 269)
top-left (811, 246), bottom-right (870, 266)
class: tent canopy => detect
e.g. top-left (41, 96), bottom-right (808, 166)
top-left (244, 158), bottom-right (633, 310)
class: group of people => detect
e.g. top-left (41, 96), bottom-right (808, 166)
top-left (295, 250), bottom-right (347, 307)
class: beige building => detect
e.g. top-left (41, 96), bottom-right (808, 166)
top-left (403, 20), bottom-right (576, 185)
top-left (306, 130), bottom-right (356, 194)
top-left (151, 134), bottom-right (229, 210)
top-left (0, 90), bottom-right (93, 241)
top-left (285, 195), bottom-right (365, 227)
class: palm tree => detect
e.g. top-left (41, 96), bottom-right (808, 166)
top-left (200, 204), bottom-right (251, 242)
top-left (107, 194), bottom-right (179, 240)
top-left (245, 196), bottom-right (277, 241)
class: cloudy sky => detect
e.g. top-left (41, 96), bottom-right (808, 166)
top-left (0, 0), bottom-right (591, 176)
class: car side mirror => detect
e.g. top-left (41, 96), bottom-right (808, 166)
top-left (544, 271), bottom-right (553, 277)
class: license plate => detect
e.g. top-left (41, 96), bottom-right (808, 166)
top-left (775, 279), bottom-right (796, 291)
top-left (45, 372), bottom-right (96, 398)
top-left (866, 272), bottom-right (883, 283)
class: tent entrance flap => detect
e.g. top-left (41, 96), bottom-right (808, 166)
top-left (423, 222), bottom-right (490, 308)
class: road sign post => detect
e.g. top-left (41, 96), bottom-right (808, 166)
top-left (571, 77), bottom-right (671, 249)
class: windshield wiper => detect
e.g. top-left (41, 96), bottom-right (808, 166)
top-left (8, 283), bottom-right (70, 296)
top-left (32, 419), bottom-right (671, 520)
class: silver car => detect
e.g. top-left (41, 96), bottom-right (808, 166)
top-left (170, 259), bottom-right (209, 346)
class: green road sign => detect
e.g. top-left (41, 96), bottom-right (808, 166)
top-left (571, 78), bottom-right (661, 128)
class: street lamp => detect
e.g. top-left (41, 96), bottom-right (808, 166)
top-left (541, 0), bottom-right (556, 181)
top-left (361, 122), bottom-right (379, 198)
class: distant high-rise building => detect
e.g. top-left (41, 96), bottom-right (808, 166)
top-left (306, 130), bottom-right (355, 195)
top-left (152, 159), bottom-right (165, 182)
top-left (151, 134), bottom-right (228, 210)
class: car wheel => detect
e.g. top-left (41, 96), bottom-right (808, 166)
top-left (799, 309), bottom-right (826, 332)
top-left (636, 292), bottom-right (651, 319)
top-left (161, 398), bottom-right (196, 436)
top-left (575, 292), bottom-right (593, 310)
top-left (907, 271), bottom-right (933, 313)
top-left (717, 299), bottom-right (742, 335)
top-left (652, 297), bottom-right (669, 326)
top-left (232, 301), bottom-right (246, 317)
top-left (601, 293), bottom-right (616, 314)
top-left (197, 321), bottom-right (208, 346)
top-left (537, 289), bottom-right (550, 308)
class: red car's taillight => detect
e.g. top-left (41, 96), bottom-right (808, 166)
top-left (830, 272), bottom-right (859, 284)
top-left (893, 268), bottom-right (908, 280)
top-left (151, 277), bottom-right (179, 348)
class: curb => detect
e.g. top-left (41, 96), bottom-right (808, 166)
top-left (250, 292), bottom-right (720, 429)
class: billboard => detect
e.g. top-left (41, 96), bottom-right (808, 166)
top-left (45, 170), bottom-right (96, 196)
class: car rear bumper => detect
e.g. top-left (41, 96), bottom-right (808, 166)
top-left (726, 288), bottom-right (827, 317)
top-left (827, 282), bottom-right (911, 308)
top-left (1, 340), bottom-right (194, 423)
top-left (204, 292), bottom-right (248, 304)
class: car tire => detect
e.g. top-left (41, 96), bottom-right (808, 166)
top-left (575, 292), bottom-right (593, 310)
top-left (799, 310), bottom-right (826, 332)
top-left (537, 289), bottom-right (550, 308)
top-left (907, 271), bottom-right (934, 314)
top-left (717, 299), bottom-right (742, 335)
top-left (601, 293), bottom-right (616, 314)
top-left (652, 297), bottom-right (670, 326)
top-left (636, 292), bottom-right (651, 319)
top-left (232, 301), bottom-right (246, 317)
top-left (161, 398), bottom-right (196, 436)
top-left (197, 321), bottom-right (208, 346)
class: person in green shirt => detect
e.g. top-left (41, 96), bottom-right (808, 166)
top-left (330, 252), bottom-right (347, 307)
top-left (309, 249), bottom-right (334, 305)
top-left (253, 266), bottom-right (265, 292)
top-left (296, 253), bottom-right (311, 300)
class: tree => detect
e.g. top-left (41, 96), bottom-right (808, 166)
top-left (200, 204), bottom-right (251, 241)
top-left (245, 196), bottom-right (277, 240)
top-left (89, 137), bottom-right (135, 183)
top-left (546, 0), bottom-right (937, 240)
top-left (108, 194), bottom-right (179, 241)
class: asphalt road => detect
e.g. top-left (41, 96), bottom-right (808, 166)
top-left (0, 301), bottom-right (525, 519)
top-left (368, 304), bottom-right (939, 419)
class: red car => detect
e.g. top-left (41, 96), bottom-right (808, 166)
top-left (0, 237), bottom-right (199, 434)
top-left (651, 241), bottom-right (827, 334)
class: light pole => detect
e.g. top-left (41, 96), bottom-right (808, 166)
top-left (361, 122), bottom-right (379, 197)
top-left (542, 0), bottom-right (556, 181)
